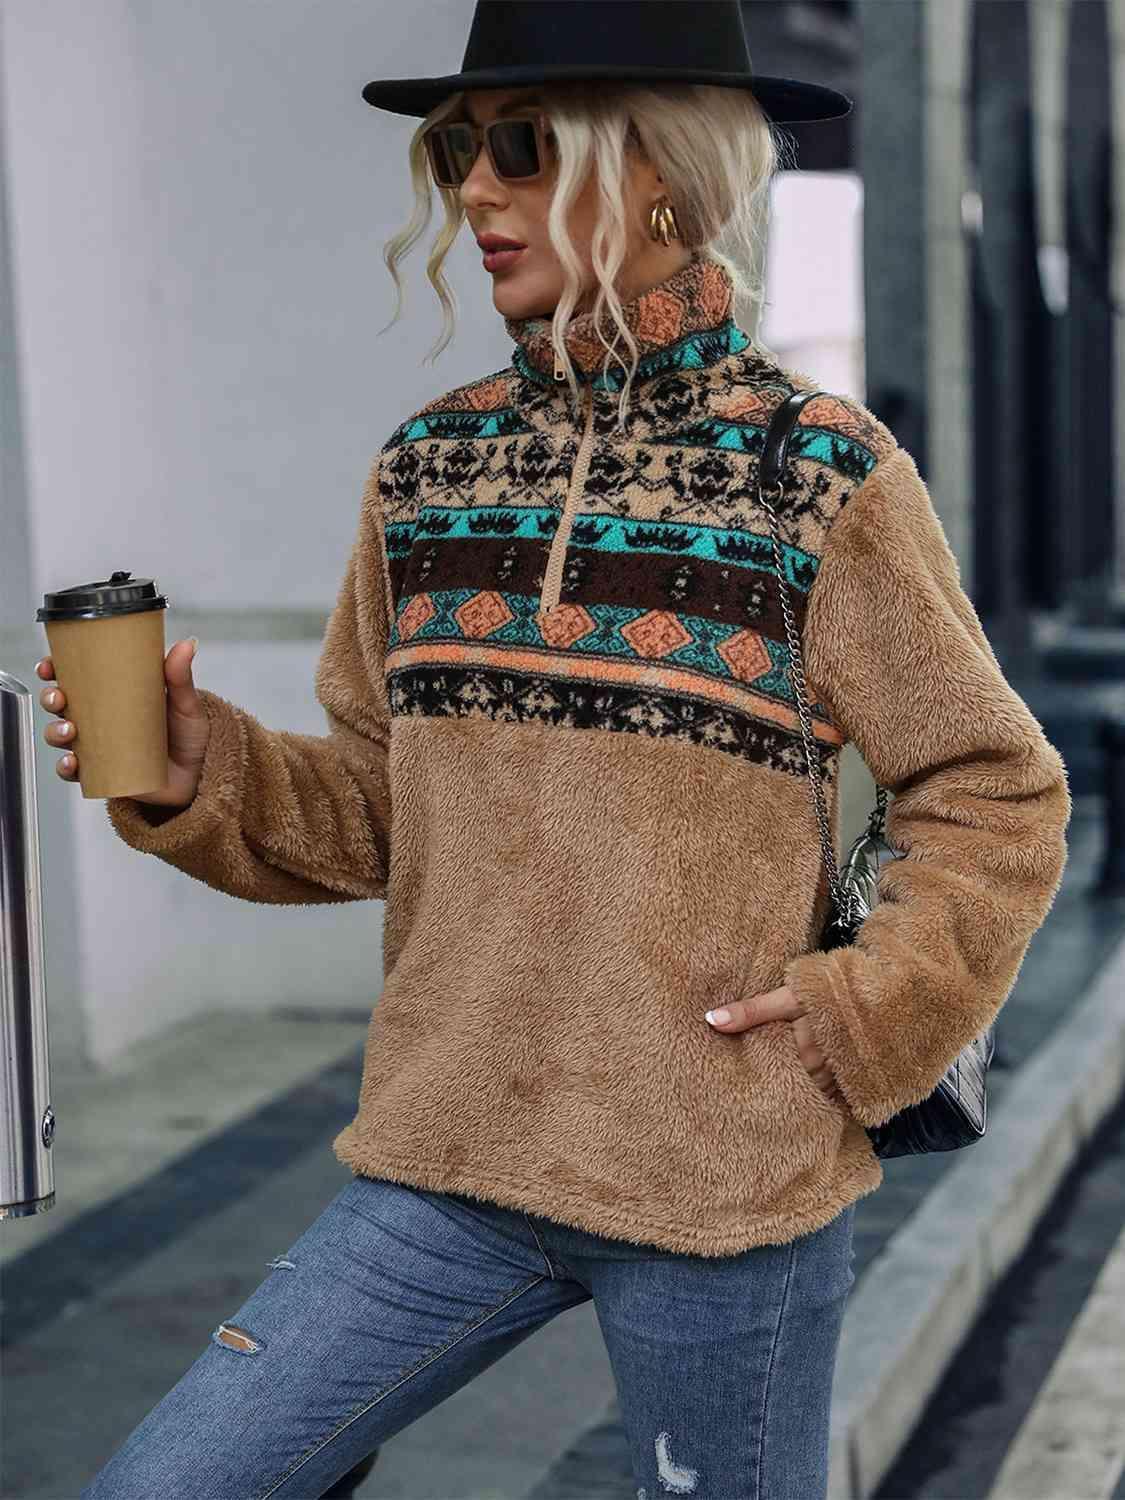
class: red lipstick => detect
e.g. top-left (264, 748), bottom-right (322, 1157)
top-left (477, 233), bottom-right (527, 273)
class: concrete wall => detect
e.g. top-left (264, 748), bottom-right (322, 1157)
top-left (924, 0), bottom-right (974, 586)
top-left (1, 0), bottom-right (511, 1067)
top-left (760, 168), bottom-right (865, 400)
top-left (1112, 0), bottom-right (1125, 594)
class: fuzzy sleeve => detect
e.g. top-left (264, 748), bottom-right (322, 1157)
top-left (103, 453), bottom-right (394, 904)
top-left (783, 444), bottom-right (1071, 1129)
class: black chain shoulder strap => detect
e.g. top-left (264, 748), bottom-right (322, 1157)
top-left (756, 388), bottom-right (889, 923)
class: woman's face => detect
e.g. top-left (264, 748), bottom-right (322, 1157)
top-left (453, 86), bottom-right (688, 321)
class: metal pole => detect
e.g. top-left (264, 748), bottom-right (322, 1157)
top-left (0, 669), bottom-right (55, 1218)
top-left (1098, 712), bottom-right (1125, 893)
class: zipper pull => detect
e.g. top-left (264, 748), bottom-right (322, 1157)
top-left (554, 350), bottom-right (566, 383)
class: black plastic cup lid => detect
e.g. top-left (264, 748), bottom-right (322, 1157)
top-left (37, 571), bottom-right (169, 623)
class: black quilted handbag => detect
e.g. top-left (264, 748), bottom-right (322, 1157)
top-left (756, 388), bottom-right (996, 1159)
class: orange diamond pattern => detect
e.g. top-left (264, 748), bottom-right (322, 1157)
top-left (454, 589), bottom-right (516, 638)
top-left (538, 603), bottom-right (596, 648)
top-left (619, 609), bottom-right (693, 659)
top-left (717, 628), bottom-right (771, 683)
top-left (397, 593), bottom-right (437, 642)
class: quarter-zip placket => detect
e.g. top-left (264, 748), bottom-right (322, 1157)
top-left (538, 381), bottom-right (596, 618)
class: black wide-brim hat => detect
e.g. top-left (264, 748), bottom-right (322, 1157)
top-left (361, 0), bottom-right (853, 125)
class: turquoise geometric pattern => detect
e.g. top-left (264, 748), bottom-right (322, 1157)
top-left (665, 416), bottom-right (880, 483)
top-left (386, 408), bottom-right (533, 448)
top-left (386, 585), bottom-right (805, 706)
top-left (512, 319), bottom-right (753, 392)
top-left (384, 508), bottom-right (820, 593)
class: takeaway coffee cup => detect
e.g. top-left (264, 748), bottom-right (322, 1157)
top-left (36, 571), bottom-right (171, 800)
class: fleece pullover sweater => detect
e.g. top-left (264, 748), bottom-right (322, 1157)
top-left (106, 254), bottom-right (1071, 1257)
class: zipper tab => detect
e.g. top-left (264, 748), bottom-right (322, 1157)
top-left (538, 385), bottom-right (596, 617)
top-left (553, 351), bottom-right (566, 383)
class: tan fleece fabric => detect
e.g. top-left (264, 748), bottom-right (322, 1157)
top-left (784, 445), bottom-right (1071, 1127)
top-left (102, 258), bottom-right (1070, 1256)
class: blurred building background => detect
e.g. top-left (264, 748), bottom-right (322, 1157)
top-left (2, 0), bottom-right (1123, 1077)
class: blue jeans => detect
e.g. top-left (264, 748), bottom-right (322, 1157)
top-left (79, 1175), bottom-right (857, 1499)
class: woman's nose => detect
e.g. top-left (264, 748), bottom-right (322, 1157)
top-left (458, 148), bottom-right (508, 211)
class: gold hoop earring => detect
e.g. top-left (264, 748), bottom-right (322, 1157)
top-left (648, 197), bottom-right (680, 247)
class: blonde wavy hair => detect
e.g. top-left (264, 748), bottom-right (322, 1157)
top-left (381, 82), bottom-right (794, 425)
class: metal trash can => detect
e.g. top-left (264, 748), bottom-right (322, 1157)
top-left (0, 668), bottom-right (55, 1218)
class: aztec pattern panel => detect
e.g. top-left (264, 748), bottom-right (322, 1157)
top-left (377, 341), bottom-right (896, 783)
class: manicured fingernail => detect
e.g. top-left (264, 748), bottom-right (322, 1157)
top-left (705, 1008), bottom-right (731, 1025)
top-left (47, 691), bottom-right (60, 707)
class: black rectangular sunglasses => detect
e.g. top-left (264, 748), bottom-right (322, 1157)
top-left (423, 113), bottom-right (555, 188)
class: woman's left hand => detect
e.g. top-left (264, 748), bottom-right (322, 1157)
top-left (705, 984), bottom-right (844, 1102)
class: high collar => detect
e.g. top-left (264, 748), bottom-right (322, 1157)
top-left (505, 254), bottom-right (750, 391)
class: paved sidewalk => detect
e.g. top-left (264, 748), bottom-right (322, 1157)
top-left (2, 793), bottom-right (1121, 1499)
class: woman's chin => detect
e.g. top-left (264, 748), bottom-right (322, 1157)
top-left (490, 275), bottom-right (559, 322)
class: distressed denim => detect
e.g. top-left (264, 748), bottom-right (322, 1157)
top-left (79, 1174), bottom-right (857, 1500)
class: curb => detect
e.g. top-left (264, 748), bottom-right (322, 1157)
top-left (826, 928), bottom-right (1125, 1499)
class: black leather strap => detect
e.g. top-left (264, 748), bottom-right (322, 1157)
top-left (759, 388), bottom-right (821, 493)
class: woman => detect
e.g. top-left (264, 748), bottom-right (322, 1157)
top-left (51, 3), bottom-right (1071, 1496)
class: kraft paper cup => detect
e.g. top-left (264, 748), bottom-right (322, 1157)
top-left (36, 571), bottom-right (171, 800)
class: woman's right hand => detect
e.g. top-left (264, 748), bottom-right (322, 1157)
top-left (35, 638), bottom-right (212, 808)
